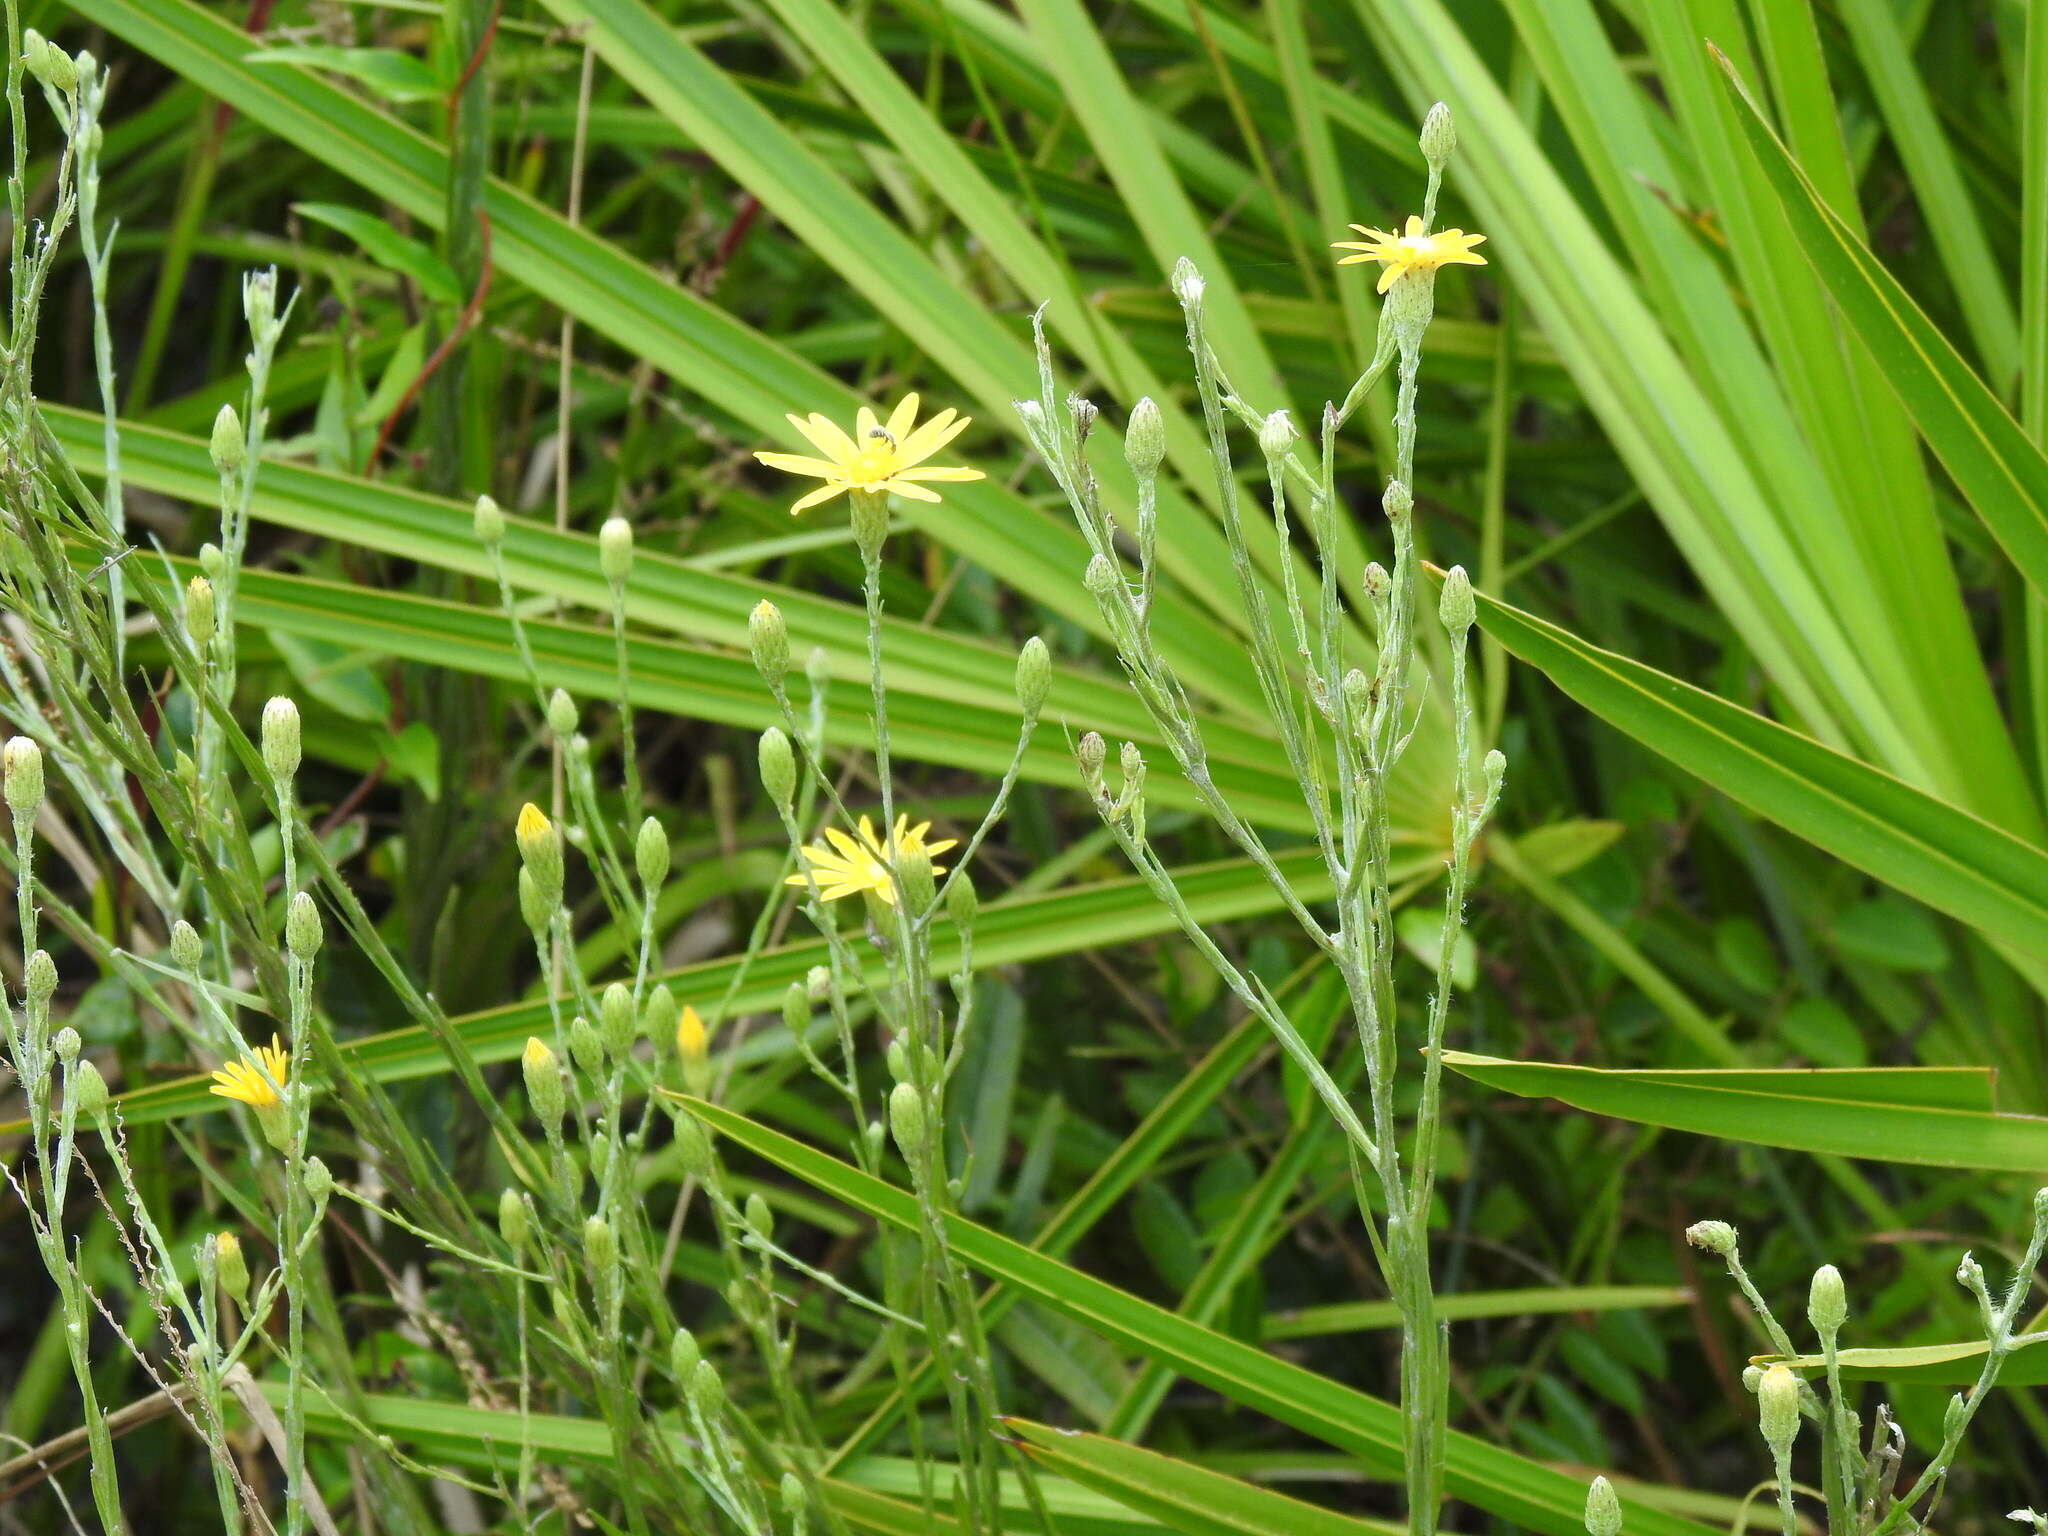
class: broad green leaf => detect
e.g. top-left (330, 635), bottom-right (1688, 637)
top-left (1471, 586), bottom-right (2048, 967)
top-left (1441, 1052), bottom-right (2048, 1172)
top-left (1718, 48), bottom-right (2048, 613)
top-left (683, 1100), bottom-right (1719, 1536)
top-left (1005, 1420), bottom-right (1396, 1536)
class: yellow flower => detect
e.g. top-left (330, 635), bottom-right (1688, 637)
top-left (754, 394), bottom-right (984, 515)
top-left (676, 1004), bottom-right (707, 1065)
top-left (785, 814), bottom-right (959, 906)
top-left (1332, 215), bottom-right (1487, 293)
top-left (209, 1035), bottom-right (289, 1108)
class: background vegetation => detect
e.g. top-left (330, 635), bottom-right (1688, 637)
top-left (8, 0), bottom-right (2048, 1530)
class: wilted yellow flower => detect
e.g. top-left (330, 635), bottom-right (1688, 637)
top-left (1332, 215), bottom-right (1487, 293)
top-left (209, 1035), bottom-right (289, 1108)
top-left (785, 814), bottom-right (958, 907)
top-left (754, 394), bottom-right (984, 515)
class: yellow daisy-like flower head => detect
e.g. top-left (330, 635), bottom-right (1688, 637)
top-left (1332, 215), bottom-right (1487, 293)
top-left (754, 394), bottom-right (985, 516)
top-left (210, 1034), bottom-right (289, 1108)
top-left (784, 813), bottom-right (960, 907)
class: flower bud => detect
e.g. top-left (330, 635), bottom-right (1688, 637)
top-left (215, 1232), bottom-right (250, 1304)
top-left (285, 891), bottom-right (322, 961)
top-left (589, 1130), bottom-right (613, 1182)
top-left (515, 803), bottom-right (563, 907)
top-left (52, 1025), bottom-right (79, 1063)
top-left (69, 1058), bottom-right (109, 1121)
top-left (1583, 1476), bottom-right (1622, 1536)
top-left (688, 1358), bottom-right (725, 1416)
top-left (5, 735), bottom-right (46, 818)
top-left (675, 1113), bottom-right (714, 1179)
top-left (1381, 479), bottom-right (1413, 522)
top-left (744, 1191), bottom-right (774, 1241)
top-left (25, 949), bottom-right (57, 1006)
top-left (1483, 749), bottom-right (1507, 800)
top-left (26, 32), bottom-right (77, 93)
top-left (635, 816), bottom-right (668, 891)
top-left (781, 981), bottom-right (809, 1038)
top-left (1171, 257), bottom-right (1205, 309)
top-left (1685, 1220), bottom-right (1738, 1258)
top-left (600, 983), bottom-right (635, 1058)
top-left (242, 268), bottom-right (277, 337)
top-left (643, 983), bottom-right (679, 1056)
top-left (886, 1039), bottom-right (911, 1084)
top-left (583, 1215), bottom-right (617, 1282)
top-left (889, 1081), bottom-right (926, 1156)
top-left (198, 542), bottom-right (225, 579)
top-left (1083, 553), bottom-right (1119, 600)
top-left (260, 697), bottom-right (301, 783)
top-left (522, 1037), bottom-right (564, 1128)
top-left (677, 1005), bottom-right (710, 1096)
top-left (546, 689), bottom-right (577, 740)
top-left (1125, 397), bottom-right (1165, 475)
top-left (210, 404), bottom-right (245, 477)
top-left (1757, 1364), bottom-right (1800, 1459)
top-left (758, 727), bottom-right (795, 810)
top-left (1258, 410), bottom-right (1296, 459)
top-left (1420, 101), bottom-right (1457, 169)
top-left (1015, 636), bottom-right (1050, 723)
top-left (1943, 1391), bottom-right (1968, 1439)
top-left (517, 868), bottom-right (551, 936)
top-left (892, 842), bottom-right (935, 914)
top-left (302, 1155), bottom-right (333, 1202)
top-left (473, 493), bottom-right (504, 548)
top-left (781, 1472), bottom-right (807, 1515)
top-left (670, 1327), bottom-right (700, 1380)
top-left (185, 576), bottom-right (216, 650)
top-left (170, 920), bottom-right (203, 970)
top-left (1077, 730), bottom-right (1106, 788)
top-left (1808, 1264), bottom-right (1848, 1338)
top-left (1438, 565), bottom-right (1475, 637)
top-left (807, 965), bottom-right (832, 1002)
top-left (498, 1188), bottom-right (529, 1256)
top-left (598, 516), bottom-right (634, 589)
top-left (946, 869), bottom-right (977, 935)
top-left (1363, 562), bottom-right (1390, 604)
top-left (568, 1015), bottom-right (603, 1077)
top-left (1068, 394), bottom-right (1098, 441)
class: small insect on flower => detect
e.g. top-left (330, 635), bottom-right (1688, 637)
top-left (785, 814), bottom-right (959, 906)
top-left (1332, 215), bottom-right (1487, 293)
top-left (754, 394), bottom-right (984, 515)
top-left (210, 1034), bottom-right (289, 1108)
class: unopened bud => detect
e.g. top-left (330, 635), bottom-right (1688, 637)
top-left (25, 949), bottom-right (57, 1006)
top-left (635, 816), bottom-right (668, 891)
top-left (1083, 552), bottom-right (1119, 600)
top-left (185, 576), bottom-right (216, 650)
top-left (1686, 1220), bottom-right (1738, 1258)
top-left (689, 1358), bottom-right (725, 1416)
top-left (170, 920), bottom-right (203, 970)
top-left (473, 493), bottom-right (504, 548)
top-left (583, 1215), bottom-right (617, 1280)
top-left (643, 984), bottom-right (679, 1056)
top-left (198, 542), bottom-right (225, 579)
top-left (1016, 636), bottom-right (1050, 722)
top-left (1438, 565), bottom-right (1474, 636)
top-left (69, 1058), bottom-right (109, 1121)
top-left (946, 870), bottom-right (977, 934)
top-left (1944, 1391), bottom-right (1969, 1438)
top-left (260, 697), bottom-right (301, 783)
top-left (677, 1005), bottom-right (710, 1095)
top-left (1420, 101), bottom-right (1457, 169)
top-left (302, 1155), bottom-right (333, 1201)
top-left (1258, 410), bottom-right (1296, 459)
top-left (758, 727), bottom-right (796, 810)
top-left (600, 983), bottom-right (635, 1058)
top-left (26, 32), bottom-right (77, 93)
top-left (210, 404), bottom-right (245, 477)
top-left (515, 803), bottom-right (563, 906)
top-left (517, 868), bottom-right (550, 936)
top-left (1381, 479), bottom-right (1413, 521)
top-left (782, 981), bottom-right (809, 1038)
top-left (5, 735), bottom-right (46, 817)
top-left (1809, 1264), bottom-right (1848, 1337)
top-left (806, 965), bottom-right (832, 1002)
top-left (215, 1232), bottom-right (250, 1303)
top-left (670, 1327), bottom-right (700, 1380)
top-left (1125, 397), bottom-right (1165, 474)
top-left (745, 1191), bottom-right (774, 1241)
top-left (1583, 1476), bottom-right (1622, 1536)
top-left (675, 1113), bottom-right (714, 1179)
top-left (567, 1016), bottom-right (603, 1077)
top-left (52, 1025), bottom-right (79, 1063)
top-left (546, 689), bottom-right (577, 740)
top-left (1757, 1365), bottom-right (1800, 1458)
top-left (285, 892), bottom-right (322, 961)
top-left (781, 1472), bottom-right (807, 1515)
top-left (1171, 257), bottom-right (1205, 308)
top-left (598, 516), bottom-right (634, 588)
top-left (892, 842), bottom-right (935, 913)
top-left (889, 1081), bottom-right (926, 1156)
top-left (1077, 731), bottom-right (1106, 788)
top-left (498, 1188), bottom-right (529, 1256)
top-left (521, 1037), bottom-right (564, 1128)
top-left (1483, 749), bottom-right (1507, 799)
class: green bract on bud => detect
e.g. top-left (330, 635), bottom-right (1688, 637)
top-left (689, 1357), bottom-right (725, 1417)
top-left (669, 1327), bottom-right (701, 1383)
top-left (517, 868), bottom-right (550, 937)
top-left (199, 542), bottom-right (225, 579)
top-left (888, 1080), bottom-right (926, 1156)
top-left (473, 493), bottom-right (504, 548)
top-left (885, 1039), bottom-right (911, 1084)
top-left (170, 919), bottom-right (203, 970)
top-left (1077, 731), bottom-right (1107, 788)
top-left (636, 816), bottom-right (669, 891)
top-left (498, 1188), bottom-right (529, 1256)
top-left (285, 892), bottom-right (323, 961)
top-left (1125, 396), bottom-right (1166, 475)
top-left (583, 1215), bottom-right (618, 1280)
top-left (599, 982), bottom-right (636, 1058)
top-left (758, 726), bottom-right (796, 810)
top-left (515, 804), bottom-right (564, 908)
top-left (675, 1112), bottom-right (714, 1180)
top-left (1171, 257), bottom-right (1206, 310)
top-left (1083, 552), bottom-right (1119, 600)
top-left (892, 842), bottom-right (935, 914)
top-left (568, 1016), bottom-right (603, 1077)
top-left (302, 1155), bottom-right (334, 1202)
top-left (1757, 1365), bottom-right (1800, 1458)
top-left (26, 949), bottom-right (57, 1007)
top-left (1483, 749), bottom-right (1507, 799)
top-left (1438, 565), bottom-right (1475, 636)
top-left (1016, 635), bottom-right (1050, 723)
top-left (748, 598), bottom-right (789, 684)
top-left (644, 983), bottom-right (680, 1056)
top-left (1808, 1264), bottom-right (1848, 1337)
top-left (52, 1025), bottom-right (80, 1064)
top-left (261, 697), bottom-right (301, 783)
top-left (5, 735), bottom-right (46, 818)
top-left (947, 869), bottom-right (977, 934)
top-left (807, 965), bottom-right (832, 1002)
top-left (26, 32), bottom-right (77, 93)
top-left (781, 980), bottom-right (809, 1039)
top-left (745, 1191), bottom-right (774, 1241)
top-left (598, 516), bottom-right (634, 588)
top-left (781, 1472), bottom-right (807, 1515)
top-left (1583, 1476), bottom-right (1622, 1536)
top-left (185, 576), bottom-right (217, 650)
top-left (546, 689), bottom-right (577, 740)
top-left (1258, 410), bottom-right (1296, 459)
top-left (521, 1037), bottom-right (565, 1128)
top-left (209, 403), bottom-right (245, 477)
top-left (1685, 1220), bottom-right (1738, 1258)
top-left (1381, 479), bottom-right (1413, 522)
top-left (589, 1130), bottom-right (613, 1182)
top-left (1419, 100), bottom-right (1457, 169)
top-left (1944, 1391), bottom-right (1968, 1439)
top-left (69, 1058), bottom-right (109, 1121)
top-left (214, 1232), bottom-right (250, 1304)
